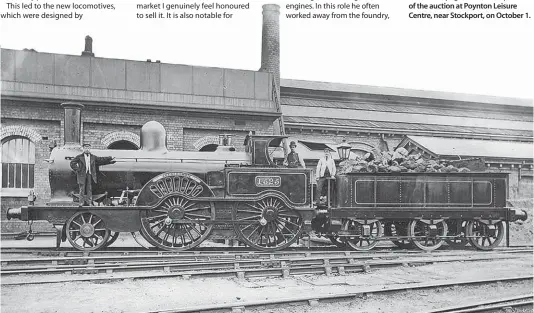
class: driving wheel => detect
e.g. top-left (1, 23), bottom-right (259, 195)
top-left (233, 196), bottom-right (303, 251)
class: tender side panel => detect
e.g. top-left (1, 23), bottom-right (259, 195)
top-left (333, 173), bottom-right (509, 220)
top-left (350, 175), bottom-right (501, 208)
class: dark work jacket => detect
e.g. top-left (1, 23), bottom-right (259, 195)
top-left (287, 152), bottom-right (302, 168)
top-left (70, 153), bottom-right (114, 184)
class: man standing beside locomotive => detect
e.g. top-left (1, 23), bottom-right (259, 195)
top-left (315, 148), bottom-right (336, 204)
top-left (70, 143), bottom-right (115, 207)
top-left (283, 141), bottom-right (306, 168)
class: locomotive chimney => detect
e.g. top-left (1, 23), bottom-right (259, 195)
top-left (61, 102), bottom-right (84, 147)
top-left (260, 4), bottom-right (280, 93)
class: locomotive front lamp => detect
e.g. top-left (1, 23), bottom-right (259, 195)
top-left (337, 140), bottom-right (352, 161)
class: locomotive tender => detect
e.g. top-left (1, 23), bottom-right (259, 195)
top-left (7, 103), bottom-right (527, 252)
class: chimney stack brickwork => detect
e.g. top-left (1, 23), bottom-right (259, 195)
top-left (260, 4), bottom-right (283, 136)
top-left (260, 4), bottom-right (280, 91)
top-left (61, 102), bottom-right (84, 147)
top-left (82, 35), bottom-right (95, 57)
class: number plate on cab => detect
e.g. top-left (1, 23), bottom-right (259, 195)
top-left (255, 176), bottom-right (281, 187)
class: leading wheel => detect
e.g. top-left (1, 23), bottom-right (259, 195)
top-left (66, 212), bottom-right (110, 251)
top-left (140, 194), bottom-right (215, 251)
top-left (466, 220), bottom-right (504, 251)
top-left (344, 220), bottom-right (383, 251)
top-left (408, 220), bottom-right (448, 251)
top-left (233, 196), bottom-right (303, 251)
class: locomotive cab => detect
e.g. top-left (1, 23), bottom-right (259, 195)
top-left (244, 133), bottom-right (286, 167)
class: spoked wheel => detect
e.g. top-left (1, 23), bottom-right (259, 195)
top-left (140, 194), bottom-right (215, 251)
top-left (408, 220), bottom-right (448, 251)
top-left (104, 232), bottom-right (120, 247)
top-left (66, 212), bottom-right (110, 251)
top-left (328, 235), bottom-right (347, 248)
top-left (344, 220), bottom-right (383, 251)
top-left (233, 196), bottom-right (303, 251)
top-left (466, 220), bottom-right (504, 251)
top-left (384, 221), bottom-right (414, 249)
top-left (445, 220), bottom-right (469, 248)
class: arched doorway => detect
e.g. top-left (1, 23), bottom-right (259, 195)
top-left (199, 144), bottom-right (218, 152)
top-left (108, 140), bottom-right (138, 150)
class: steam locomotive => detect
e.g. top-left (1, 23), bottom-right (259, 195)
top-left (7, 103), bottom-right (527, 252)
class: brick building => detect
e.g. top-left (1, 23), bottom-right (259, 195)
top-left (1, 4), bottom-right (532, 234)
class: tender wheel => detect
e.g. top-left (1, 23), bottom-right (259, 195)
top-left (344, 220), bottom-right (383, 251)
top-left (466, 220), bottom-right (504, 251)
top-left (328, 235), bottom-right (347, 248)
top-left (445, 220), bottom-right (469, 248)
top-left (140, 194), bottom-right (214, 251)
top-left (233, 196), bottom-right (303, 251)
top-left (66, 212), bottom-right (110, 251)
top-left (408, 220), bottom-right (448, 251)
top-left (385, 221), bottom-right (414, 249)
top-left (104, 232), bottom-right (120, 247)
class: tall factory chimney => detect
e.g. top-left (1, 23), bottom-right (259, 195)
top-left (260, 4), bottom-right (280, 94)
top-left (61, 102), bottom-right (84, 147)
top-left (260, 4), bottom-right (285, 138)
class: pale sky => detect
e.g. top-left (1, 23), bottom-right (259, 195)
top-left (1, 0), bottom-right (533, 99)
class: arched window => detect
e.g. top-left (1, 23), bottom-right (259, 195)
top-left (1, 136), bottom-right (35, 189)
top-left (199, 144), bottom-right (218, 152)
top-left (107, 140), bottom-right (138, 150)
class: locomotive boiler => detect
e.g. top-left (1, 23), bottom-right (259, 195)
top-left (7, 103), bottom-right (528, 252)
top-left (7, 103), bottom-right (315, 251)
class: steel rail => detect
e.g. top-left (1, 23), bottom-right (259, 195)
top-left (1, 245), bottom-right (531, 258)
top-left (0, 253), bottom-right (523, 276)
top-left (443, 300), bottom-right (533, 313)
top-left (0, 254), bottom-right (527, 286)
top-left (142, 275), bottom-right (534, 313)
top-left (421, 294), bottom-right (533, 313)
top-left (2, 248), bottom-right (530, 267)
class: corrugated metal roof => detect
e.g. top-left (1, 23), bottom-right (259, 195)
top-left (281, 98), bottom-right (532, 122)
top-left (281, 79), bottom-right (533, 108)
top-left (284, 116), bottom-right (533, 138)
top-left (404, 135), bottom-right (533, 159)
top-left (282, 104), bottom-right (531, 131)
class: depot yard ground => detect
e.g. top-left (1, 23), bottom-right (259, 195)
top-left (1, 253), bottom-right (531, 313)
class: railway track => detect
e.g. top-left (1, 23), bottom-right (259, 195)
top-left (1, 248), bottom-right (531, 286)
top-left (1, 244), bottom-right (531, 257)
top-left (1, 247), bottom-right (531, 267)
top-left (140, 275), bottom-right (533, 313)
top-left (423, 294), bottom-right (533, 313)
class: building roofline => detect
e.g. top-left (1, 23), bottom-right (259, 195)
top-left (280, 79), bottom-right (533, 108)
